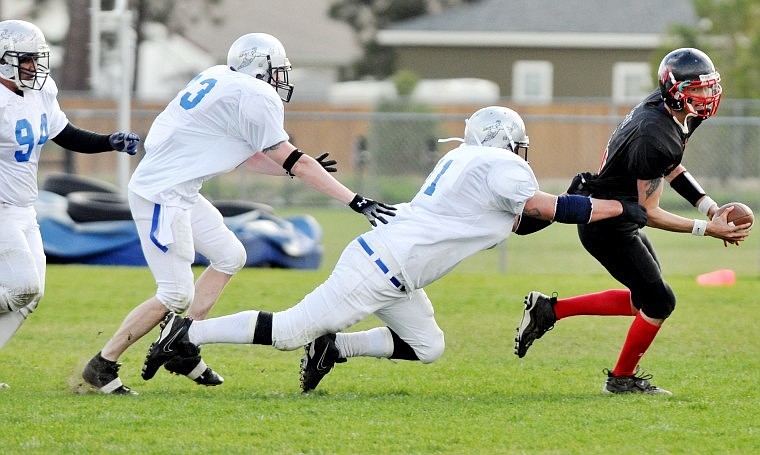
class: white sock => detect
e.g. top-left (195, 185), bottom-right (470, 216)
top-left (335, 327), bottom-right (394, 359)
top-left (0, 310), bottom-right (27, 349)
top-left (189, 310), bottom-right (258, 345)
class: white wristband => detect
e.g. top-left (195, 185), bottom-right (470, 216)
top-left (697, 196), bottom-right (716, 216)
top-left (691, 219), bottom-right (708, 236)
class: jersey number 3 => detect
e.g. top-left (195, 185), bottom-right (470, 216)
top-left (180, 77), bottom-right (217, 110)
top-left (15, 114), bottom-right (49, 162)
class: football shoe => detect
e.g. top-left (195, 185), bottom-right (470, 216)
top-left (603, 368), bottom-right (672, 395)
top-left (515, 291), bottom-right (557, 358)
top-left (82, 352), bottom-right (138, 395)
top-left (300, 333), bottom-right (346, 393)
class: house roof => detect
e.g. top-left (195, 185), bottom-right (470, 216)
top-left (378, 0), bottom-right (698, 48)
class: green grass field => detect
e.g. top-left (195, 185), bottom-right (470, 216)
top-left (2, 209), bottom-right (759, 454)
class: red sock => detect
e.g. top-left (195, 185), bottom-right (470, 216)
top-left (554, 289), bottom-right (635, 320)
top-left (612, 313), bottom-right (661, 377)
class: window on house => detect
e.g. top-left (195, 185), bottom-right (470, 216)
top-left (512, 61), bottom-right (553, 104)
top-left (612, 62), bottom-right (653, 104)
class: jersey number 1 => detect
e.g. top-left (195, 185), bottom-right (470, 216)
top-left (423, 159), bottom-right (452, 195)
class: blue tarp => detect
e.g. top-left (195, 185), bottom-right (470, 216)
top-left (36, 191), bottom-right (323, 269)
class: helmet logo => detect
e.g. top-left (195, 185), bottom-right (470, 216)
top-left (236, 47), bottom-right (264, 72)
top-left (480, 120), bottom-right (503, 145)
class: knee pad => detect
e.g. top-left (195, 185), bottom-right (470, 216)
top-left (0, 287), bottom-right (40, 313)
top-left (156, 282), bottom-right (195, 313)
top-left (635, 281), bottom-right (676, 319)
top-left (415, 331), bottom-right (445, 364)
top-left (0, 248), bottom-right (42, 313)
top-left (206, 235), bottom-right (246, 275)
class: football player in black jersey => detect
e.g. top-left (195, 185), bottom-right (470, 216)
top-left (515, 48), bottom-right (751, 395)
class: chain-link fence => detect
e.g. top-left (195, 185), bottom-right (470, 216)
top-left (48, 98), bottom-right (760, 211)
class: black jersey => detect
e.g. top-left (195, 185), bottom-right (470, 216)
top-left (589, 91), bottom-right (699, 200)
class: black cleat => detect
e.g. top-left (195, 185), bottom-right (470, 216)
top-left (300, 334), bottom-right (346, 393)
top-left (164, 351), bottom-right (224, 386)
top-left (603, 368), bottom-right (672, 395)
top-left (82, 352), bottom-right (138, 395)
top-left (142, 312), bottom-right (195, 381)
top-left (515, 291), bottom-right (557, 358)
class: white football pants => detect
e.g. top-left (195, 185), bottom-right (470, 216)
top-left (129, 191), bottom-right (246, 313)
top-left (272, 238), bottom-right (445, 363)
top-left (0, 204), bottom-right (45, 348)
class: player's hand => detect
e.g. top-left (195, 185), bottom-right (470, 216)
top-left (619, 201), bottom-right (647, 228)
top-left (349, 193), bottom-right (397, 227)
top-left (708, 206), bottom-right (751, 246)
top-left (109, 132), bottom-right (140, 155)
top-left (315, 152), bottom-right (337, 173)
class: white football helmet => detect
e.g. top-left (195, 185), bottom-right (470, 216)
top-left (464, 106), bottom-right (530, 160)
top-left (227, 33), bottom-right (294, 102)
top-left (0, 20), bottom-right (50, 91)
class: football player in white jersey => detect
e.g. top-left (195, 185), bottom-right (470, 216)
top-left (0, 20), bottom-right (139, 389)
top-left (140, 106), bottom-right (648, 393)
top-left (82, 32), bottom-right (394, 395)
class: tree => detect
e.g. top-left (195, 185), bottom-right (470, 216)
top-left (661, 0), bottom-right (760, 99)
top-left (56, 0), bottom-right (223, 91)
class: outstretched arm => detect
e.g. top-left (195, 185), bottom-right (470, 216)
top-left (523, 191), bottom-right (645, 224)
top-left (251, 141), bottom-right (396, 226)
top-left (52, 123), bottom-right (139, 155)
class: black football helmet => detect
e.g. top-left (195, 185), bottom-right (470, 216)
top-left (658, 48), bottom-right (722, 118)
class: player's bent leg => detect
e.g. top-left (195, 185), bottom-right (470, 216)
top-left (515, 291), bottom-right (558, 358)
top-left (375, 288), bottom-right (445, 364)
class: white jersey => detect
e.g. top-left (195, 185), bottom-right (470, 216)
top-left (0, 78), bottom-right (68, 206)
top-left (129, 65), bottom-right (289, 207)
top-left (364, 144), bottom-right (538, 290)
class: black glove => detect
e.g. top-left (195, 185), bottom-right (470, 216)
top-left (567, 172), bottom-right (595, 195)
top-left (349, 193), bottom-right (397, 227)
top-left (109, 132), bottom-right (140, 155)
top-left (315, 152), bottom-right (337, 173)
top-left (620, 200), bottom-right (647, 228)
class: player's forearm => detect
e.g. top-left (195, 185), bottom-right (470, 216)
top-left (587, 198), bottom-right (623, 221)
top-left (52, 123), bottom-right (111, 153)
top-left (292, 157), bottom-right (354, 204)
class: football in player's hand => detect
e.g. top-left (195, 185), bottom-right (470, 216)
top-left (716, 202), bottom-right (754, 229)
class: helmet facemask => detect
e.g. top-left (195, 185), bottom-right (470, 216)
top-left (0, 50), bottom-right (50, 90)
top-left (662, 70), bottom-right (722, 119)
top-left (262, 55), bottom-right (293, 103)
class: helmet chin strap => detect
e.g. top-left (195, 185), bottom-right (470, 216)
top-left (437, 137), bottom-right (464, 144)
top-left (665, 103), bottom-right (695, 134)
top-left (671, 114), bottom-right (692, 134)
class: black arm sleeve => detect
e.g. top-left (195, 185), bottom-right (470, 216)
top-left (514, 215), bottom-right (553, 236)
top-left (51, 123), bottom-right (112, 154)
